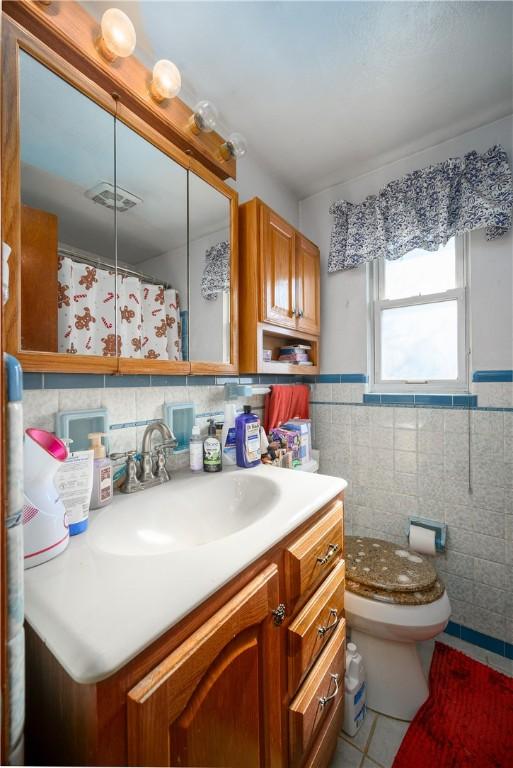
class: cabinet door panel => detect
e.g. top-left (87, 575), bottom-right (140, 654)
top-left (127, 564), bottom-right (281, 767)
top-left (296, 236), bottom-right (320, 335)
top-left (260, 206), bottom-right (296, 328)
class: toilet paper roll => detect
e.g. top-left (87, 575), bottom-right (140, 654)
top-left (408, 524), bottom-right (436, 555)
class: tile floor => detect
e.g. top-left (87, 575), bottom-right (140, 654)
top-left (329, 632), bottom-right (513, 768)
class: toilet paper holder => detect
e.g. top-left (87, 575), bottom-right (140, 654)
top-left (406, 517), bottom-right (446, 553)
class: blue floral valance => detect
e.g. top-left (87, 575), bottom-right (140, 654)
top-left (201, 241), bottom-right (230, 300)
top-left (328, 144), bottom-right (513, 272)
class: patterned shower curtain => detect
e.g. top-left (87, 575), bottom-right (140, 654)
top-left (57, 256), bottom-right (182, 360)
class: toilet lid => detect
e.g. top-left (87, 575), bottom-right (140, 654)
top-left (345, 536), bottom-right (438, 592)
top-left (346, 576), bottom-right (445, 605)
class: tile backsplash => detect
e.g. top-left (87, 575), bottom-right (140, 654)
top-left (310, 384), bottom-right (513, 650)
top-left (23, 383), bottom-right (264, 465)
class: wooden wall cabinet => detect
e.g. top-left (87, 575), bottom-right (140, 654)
top-left (239, 198), bottom-right (320, 374)
top-left (25, 494), bottom-right (345, 768)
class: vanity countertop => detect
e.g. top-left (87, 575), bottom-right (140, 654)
top-left (24, 464), bottom-right (346, 684)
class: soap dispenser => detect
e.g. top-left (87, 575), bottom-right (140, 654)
top-left (88, 432), bottom-right (113, 509)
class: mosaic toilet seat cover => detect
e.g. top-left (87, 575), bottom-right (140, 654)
top-left (346, 576), bottom-right (445, 606)
top-left (344, 536), bottom-right (438, 593)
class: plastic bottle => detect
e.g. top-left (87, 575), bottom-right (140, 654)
top-left (342, 642), bottom-right (367, 737)
top-left (88, 432), bottom-right (113, 510)
top-left (189, 424), bottom-right (203, 472)
top-left (203, 419), bottom-right (222, 473)
top-left (235, 405), bottom-right (261, 468)
top-left (221, 402), bottom-right (237, 466)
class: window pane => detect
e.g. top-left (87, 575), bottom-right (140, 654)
top-left (381, 300), bottom-right (458, 380)
top-left (384, 239), bottom-right (456, 300)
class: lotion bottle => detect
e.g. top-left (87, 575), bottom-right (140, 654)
top-left (203, 419), bottom-right (222, 473)
top-left (88, 432), bottom-right (113, 509)
top-left (189, 424), bottom-right (203, 472)
top-left (235, 405), bottom-right (261, 468)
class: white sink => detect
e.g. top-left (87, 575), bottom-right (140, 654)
top-left (89, 472), bottom-right (280, 556)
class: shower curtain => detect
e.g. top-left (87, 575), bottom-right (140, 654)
top-left (57, 256), bottom-right (182, 360)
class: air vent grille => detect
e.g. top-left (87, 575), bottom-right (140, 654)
top-left (85, 181), bottom-right (142, 212)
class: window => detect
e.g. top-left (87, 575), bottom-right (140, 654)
top-left (371, 237), bottom-right (468, 392)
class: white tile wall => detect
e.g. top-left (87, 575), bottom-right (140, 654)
top-left (23, 386), bottom-right (264, 457)
top-left (312, 395), bottom-right (513, 644)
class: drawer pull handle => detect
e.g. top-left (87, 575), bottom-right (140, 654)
top-left (317, 543), bottom-right (339, 565)
top-left (317, 608), bottom-right (339, 637)
top-left (319, 673), bottom-right (340, 709)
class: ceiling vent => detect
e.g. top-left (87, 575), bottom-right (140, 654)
top-left (85, 181), bottom-right (142, 212)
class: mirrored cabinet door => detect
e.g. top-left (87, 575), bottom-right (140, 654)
top-left (188, 170), bottom-right (233, 365)
top-left (19, 51), bottom-right (116, 357)
top-left (114, 119), bottom-right (188, 365)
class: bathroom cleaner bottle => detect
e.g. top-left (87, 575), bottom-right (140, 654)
top-left (189, 424), bottom-right (203, 472)
top-left (235, 405), bottom-right (261, 468)
top-left (342, 642), bottom-right (367, 737)
top-left (88, 432), bottom-right (113, 510)
top-left (203, 419), bottom-right (222, 473)
top-left (221, 402), bottom-right (237, 466)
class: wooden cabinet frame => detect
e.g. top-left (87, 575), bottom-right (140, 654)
top-left (1, 7), bottom-right (239, 376)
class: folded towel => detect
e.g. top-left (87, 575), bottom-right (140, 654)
top-left (264, 384), bottom-right (310, 433)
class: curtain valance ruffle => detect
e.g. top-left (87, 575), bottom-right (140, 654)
top-left (328, 144), bottom-right (513, 272)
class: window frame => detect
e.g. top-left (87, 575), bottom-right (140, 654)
top-left (369, 235), bottom-right (469, 393)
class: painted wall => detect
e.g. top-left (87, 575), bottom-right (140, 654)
top-left (299, 115), bottom-right (513, 375)
top-left (228, 152), bottom-right (299, 226)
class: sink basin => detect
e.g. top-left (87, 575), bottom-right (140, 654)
top-left (89, 472), bottom-right (280, 556)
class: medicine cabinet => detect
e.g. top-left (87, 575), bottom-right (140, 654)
top-left (2, 17), bottom-right (238, 375)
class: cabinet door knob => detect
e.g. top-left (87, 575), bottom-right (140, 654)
top-left (298, 309), bottom-right (304, 318)
top-left (272, 603), bottom-right (286, 626)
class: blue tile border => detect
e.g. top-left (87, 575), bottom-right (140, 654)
top-left (314, 373), bottom-right (369, 383)
top-left (45, 373), bottom-right (106, 389)
top-left (311, 399), bottom-right (513, 412)
top-left (473, 370), bottom-right (513, 383)
top-left (444, 621), bottom-right (508, 658)
top-left (363, 393), bottom-right (478, 408)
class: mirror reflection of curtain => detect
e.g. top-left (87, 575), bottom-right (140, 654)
top-left (57, 256), bottom-right (182, 360)
top-left (201, 241), bottom-right (230, 301)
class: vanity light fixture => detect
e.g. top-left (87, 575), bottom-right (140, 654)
top-left (220, 132), bottom-right (248, 161)
top-left (150, 59), bottom-right (181, 103)
top-left (97, 8), bottom-right (136, 62)
top-left (188, 100), bottom-right (218, 135)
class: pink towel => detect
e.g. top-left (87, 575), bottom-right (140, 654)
top-left (264, 384), bottom-right (310, 433)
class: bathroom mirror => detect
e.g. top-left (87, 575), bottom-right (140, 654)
top-left (114, 119), bottom-right (188, 363)
top-left (188, 170), bottom-right (232, 364)
top-left (19, 51), bottom-right (117, 356)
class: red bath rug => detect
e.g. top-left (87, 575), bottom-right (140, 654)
top-left (392, 641), bottom-right (513, 768)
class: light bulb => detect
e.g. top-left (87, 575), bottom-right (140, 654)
top-left (220, 132), bottom-right (248, 161)
top-left (150, 59), bottom-right (181, 102)
top-left (97, 8), bottom-right (136, 62)
top-left (189, 100), bottom-right (218, 135)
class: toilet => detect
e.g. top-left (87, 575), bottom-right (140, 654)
top-left (344, 535), bottom-right (451, 721)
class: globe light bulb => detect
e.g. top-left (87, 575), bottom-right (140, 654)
top-left (98, 8), bottom-right (136, 62)
top-left (220, 132), bottom-right (248, 161)
top-left (189, 100), bottom-right (218, 135)
top-left (150, 59), bottom-right (181, 102)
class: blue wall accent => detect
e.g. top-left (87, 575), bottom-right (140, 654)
top-left (22, 372), bottom-right (292, 390)
top-left (314, 373), bottom-right (369, 383)
top-left (444, 620), bottom-right (512, 659)
top-left (473, 370), bottom-right (513, 382)
top-left (364, 393), bottom-right (478, 408)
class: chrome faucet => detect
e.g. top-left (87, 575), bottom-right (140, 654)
top-left (111, 420), bottom-right (177, 493)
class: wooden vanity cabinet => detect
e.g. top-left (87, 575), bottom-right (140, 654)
top-left (127, 565), bottom-right (281, 768)
top-left (239, 198), bottom-right (321, 374)
top-left (25, 494), bottom-right (345, 768)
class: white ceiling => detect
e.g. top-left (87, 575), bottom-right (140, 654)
top-left (81, 1), bottom-right (513, 200)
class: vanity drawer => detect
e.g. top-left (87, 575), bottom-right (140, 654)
top-left (288, 621), bottom-right (345, 767)
top-left (288, 559), bottom-right (345, 696)
top-left (284, 500), bottom-right (343, 605)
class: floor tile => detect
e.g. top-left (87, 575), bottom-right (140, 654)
top-left (362, 759), bottom-right (381, 768)
top-left (341, 709), bottom-right (377, 752)
top-left (367, 715), bottom-right (409, 768)
top-left (330, 737), bottom-right (364, 768)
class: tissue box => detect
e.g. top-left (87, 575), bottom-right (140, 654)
top-left (281, 419), bottom-right (312, 463)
